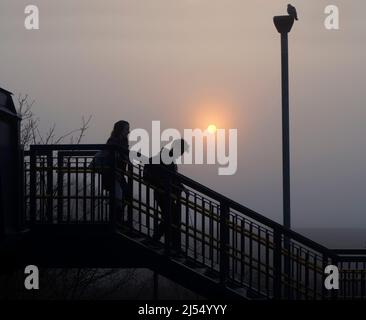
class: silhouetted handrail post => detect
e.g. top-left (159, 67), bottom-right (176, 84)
top-left (19, 146), bottom-right (25, 229)
top-left (29, 146), bottom-right (37, 226)
top-left (164, 176), bottom-right (173, 256)
top-left (219, 201), bottom-right (229, 285)
top-left (57, 152), bottom-right (64, 223)
top-left (274, 14), bottom-right (295, 298)
top-left (127, 162), bottom-right (134, 227)
top-left (273, 228), bottom-right (282, 299)
top-left (109, 149), bottom-right (117, 230)
top-left (46, 151), bottom-right (53, 222)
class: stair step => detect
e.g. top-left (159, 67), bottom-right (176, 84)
top-left (134, 237), bottom-right (147, 242)
top-left (154, 248), bottom-right (166, 255)
top-left (203, 269), bottom-right (220, 279)
top-left (232, 287), bottom-right (248, 297)
top-left (227, 281), bottom-right (242, 289)
top-left (117, 230), bottom-right (255, 299)
top-left (184, 259), bottom-right (201, 268)
top-left (171, 255), bottom-right (186, 263)
top-left (192, 267), bottom-right (207, 274)
top-left (126, 232), bottom-right (144, 239)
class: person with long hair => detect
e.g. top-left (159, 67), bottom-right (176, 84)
top-left (96, 120), bottom-right (130, 224)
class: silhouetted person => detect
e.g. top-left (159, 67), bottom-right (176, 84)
top-left (95, 120), bottom-right (130, 224)
top-left (287, 4), bottom-right (298, 20)
top-left (144, 139), bottom-right (189, 253)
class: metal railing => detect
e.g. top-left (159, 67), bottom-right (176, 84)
top-left (23, 144), bottom-right (366, 300)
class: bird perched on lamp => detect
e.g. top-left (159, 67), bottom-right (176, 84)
top-left (287, 4), bottom-right (298, 21)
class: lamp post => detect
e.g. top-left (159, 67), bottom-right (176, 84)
top-left (273, 16), bottom-right (294, 229)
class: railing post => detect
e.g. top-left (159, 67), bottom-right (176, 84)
top-left (331, 255), bottom-right (339, 300)
top-left (283, 237), bottom-right (291, 299)
top-left (164, 178), bottom-right (172, 256)
top-left (219, 201), bottom-right (229, 285)
top-left (57, 153), bottom-right (64, 223)
top-left (322, 255), bottom-right (332, 300)
top-left (46, 151), bottom-right (53, 223)
top-left (173, 189), bottom-right (182, 252)
top-left (273, 228), bottom-right (282, 299)
top-left (18, 147), bottom-right (25, 229)
top-left (361, 262), bottom-right (366, 300)
top-left (29, 146), bottom-right (36, 226)
top-left (127, 162), bottom-right (133, 228)
top-left (109, 148), bottom-right (116, 230)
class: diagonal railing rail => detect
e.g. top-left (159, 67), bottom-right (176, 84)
top-left (23, 144), bottom-right (366, 300)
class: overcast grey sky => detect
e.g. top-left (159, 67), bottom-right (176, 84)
top-left (1, 1), bottom-right (366, 228)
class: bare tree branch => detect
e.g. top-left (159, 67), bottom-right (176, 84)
top-left (16, 94), bottom-right (93, 148)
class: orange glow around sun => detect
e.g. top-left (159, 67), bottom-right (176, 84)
top-left (207, 124), bottom-right (217, 134)
top-left (184, 95), bottom-right (238, 132)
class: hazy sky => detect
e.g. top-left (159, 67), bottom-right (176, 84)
top-left (1, 1), bottom-right (366, 229)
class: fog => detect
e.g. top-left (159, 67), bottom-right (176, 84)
top-left (1, 1), bottom-right (366, 228)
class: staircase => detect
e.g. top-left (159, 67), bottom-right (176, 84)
top-left (18, 144), bottom-right (366, 300)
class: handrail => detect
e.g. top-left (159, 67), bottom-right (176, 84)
top-left (332, 249), bottom-right (366, 255)
top-left (24, 144), bottom-right (366, 299)
top-left (28, 144), bottom-right (338, 259)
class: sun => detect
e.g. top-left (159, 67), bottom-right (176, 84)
top-left (207, 124), bottom-right (217, 134)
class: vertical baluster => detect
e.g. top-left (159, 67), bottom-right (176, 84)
top-left (321, 257), bottom-right (328, 300)
top-left (313, 255), bottom-right (318, 300)
top-left (175, 182), bottom-right (182, 254)
top-left (57, 153), bottom-right (63, 223)
top-left (164, 176), bottom-right (172, 256)
top-left (154, 196), bottom-right (159, 242)
top-left (219, 201), bottom-right (229, 285)
top-left (99, 159), bottom-right (103, 222)
top-left (273, 228), bottom-right (282, 299)
top-left (352, 268), bottom-right (356, 299)
top-left (202, 199), bottom-right (205, 265)
top-left (146, 180), bottom-right (151, 236)
top-left (209, 202), bottom-right (214, 270)
top-left (46, 151), bottom-right (53, 223)
top-left (22, 152), bottom-right (27, 226)
top-left (348, 261), bottom-right (351, 299)
top-left (231, 215), bottom-right (235, 281)
top-left (234, 215), bottom-right (238, 280)
top-left (83, 157), bottom-right (87, 222)
top-left (361, 263), bottom-right (365, 299)
top-left (265, 231), bottom-right (270, 296)
top-left (109, 149), bottom-right (116, 229)
top-left (296, 247), bottom-right (300, 299)
top-left (249, 223), bottom-right (253, 289)
top-left (20, 149), bottom-right (25, 227)
top-left (291, 244), bottom-right (295, 298)
top-left (75, 157), bottom-right (79, 222)
top-left (91, 160), bottom-right (95, 223)
top-left (67, 157), bottom-right (71, 223)
top-left (194, 194), bottom-right (197, 261)
top-left (241, 220), bottom-right (245, 285)
top-left (305, 251), bottom-right (310, 300)
top-left (330, 256), bottom-right (339, 300)
top-left (138, 164), bottom-right (142, 232)
top-left (40, 156), bottom-right (45, 223)
top-left (185, 191), bottom-right (189, 256)
top-left (345, 262), bottom-right (348, 299)
top-left (127, 162), bottom-right (133, 228)
top-left (257, 226), bottom-right (261, 292)
top-left (216, 205), bottom-right (220, 266)
top-left (29, 147), bottom-right (36, 226)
